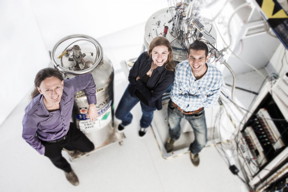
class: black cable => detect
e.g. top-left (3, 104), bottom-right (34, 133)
top-left (225, 83), bottom-right (259, 95)
top-left (220, 91), bottom-right (250, 113)
top-left (211, 104), bottom-right (252, 188)
top-left (216, 97), bottom-right (259, 186)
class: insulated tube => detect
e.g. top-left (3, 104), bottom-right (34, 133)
top-left (222, 61), bottom-right (235, 100)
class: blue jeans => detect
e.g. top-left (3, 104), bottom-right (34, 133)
top-left (168, 101), bottom-right (207, 154)
top-left (115, 87), bottom-right (156, 128)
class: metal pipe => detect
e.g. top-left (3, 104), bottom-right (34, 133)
top-left (51, 34), bottom-right (103, 75)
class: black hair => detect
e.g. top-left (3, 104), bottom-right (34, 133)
top-left (188, 40), bottom-right (209, 57)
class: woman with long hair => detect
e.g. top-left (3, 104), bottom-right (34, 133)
top-left (115, 36), bottom-right (175, 137)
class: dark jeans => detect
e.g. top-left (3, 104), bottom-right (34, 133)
top-left (115, 87), bottom-right (156, 128)
top-left (42, 123), bottom-right (95, 172)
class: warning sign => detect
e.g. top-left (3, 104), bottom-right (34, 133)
top-left (256, 0), bottom-right (288, 19)
top-left (256, 0), bottom-right (288, 48)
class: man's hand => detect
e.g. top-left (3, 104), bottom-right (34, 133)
top-left (86, 104), bottom-right (98, 121)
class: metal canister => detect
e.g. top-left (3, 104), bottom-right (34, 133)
top-left (51, 34), bottom-right (115, 138)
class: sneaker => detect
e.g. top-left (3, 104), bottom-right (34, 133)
top-left (65, 170), bottom-right (79, 186)
top-left (138, 128), bottom-right (147, 137)
top-left (189, 152), bottom-right (200, 167)
top-left (118, 124), bottom-right (125, 131)
top-left (165, 138), bottom-right (175, 153)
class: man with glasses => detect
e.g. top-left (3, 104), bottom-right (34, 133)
top-left (22, 68), bottom-right (97, 186)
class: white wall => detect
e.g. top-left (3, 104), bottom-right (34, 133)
top-left (31, 0), bottom-right (167, 50)
top-left (0, 0), bottom-right (49, 125)
top-left (0, 0), bottom-right (167, 125)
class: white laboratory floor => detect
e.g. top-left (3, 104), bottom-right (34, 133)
top-left (0, 23), bottom-right (247, 192)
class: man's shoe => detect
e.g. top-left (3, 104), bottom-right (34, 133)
top-left (165, 138), bottom-right (175, 153)
top-left (69, 150), bottom-right (86, 159)
top-left (118, 124), bottom-right (125, 131)
top-left (65, 170), bottom-right (79, 186)
top-left (138, 128), bottom-right (147, 137)
top-left (189, 152), bottom-right (200, 167)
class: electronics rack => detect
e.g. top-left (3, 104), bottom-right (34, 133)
top-left (237, 72), bottom-right (288, 191)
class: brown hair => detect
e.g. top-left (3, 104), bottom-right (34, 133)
top-left (148, 36), bottom-right (175, 71)
top-left (31, 68), bottom-right (64, 98)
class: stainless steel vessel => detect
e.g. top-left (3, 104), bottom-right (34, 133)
top-left (51, 34), bottom-right (125, 159)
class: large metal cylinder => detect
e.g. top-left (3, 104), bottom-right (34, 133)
top-left (51, 35), bottom-right (122, 152)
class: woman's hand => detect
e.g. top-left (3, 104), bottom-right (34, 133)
top-left (87, 104), bottom-right (98, 121)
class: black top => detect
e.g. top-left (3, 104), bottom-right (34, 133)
top-left (128, 52), bottom-right (175, 110)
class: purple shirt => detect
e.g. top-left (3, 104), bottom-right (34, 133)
top-left (22, 73), bottom-right (96, 155)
